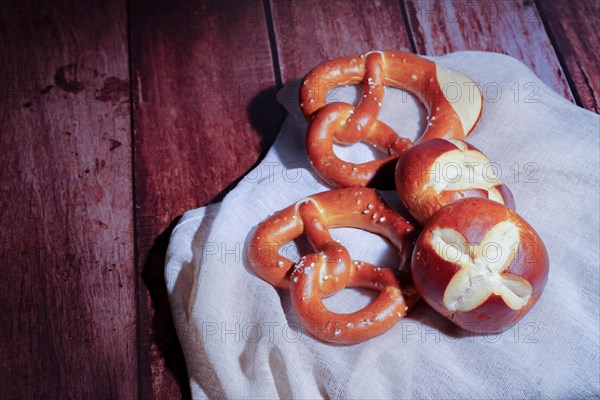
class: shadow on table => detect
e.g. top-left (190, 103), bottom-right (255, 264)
top-left (142, 217), bottom-right (192, 400)
top-left (141, 85), bottom-right (283, 398)
top-left (211, 85), bottom-right (284, 204)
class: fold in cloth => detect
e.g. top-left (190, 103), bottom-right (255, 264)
top-left (166, 51), bottom-right (600, 399)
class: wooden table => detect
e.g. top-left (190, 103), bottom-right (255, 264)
top-left (1, 0), bottom-right (597, 398)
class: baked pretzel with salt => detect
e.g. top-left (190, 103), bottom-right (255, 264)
top-left (248, 188), bottom-right (419, 344)
top-left (300, 50), bottom-right (483, 188)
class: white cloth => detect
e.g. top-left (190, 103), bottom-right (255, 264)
top-left (165, 52), bottom-right (600, 399)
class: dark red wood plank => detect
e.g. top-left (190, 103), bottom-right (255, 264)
top-left (404, 0), bottom-right (573, 100)
top-left (0, 1), bottom-right (136, 398)
top-left (537, 0), bottom-right (600, 113)
top-left (129, 0), bottom-right (279, 398)
top-left (270, 0), bottom-right (413, 82)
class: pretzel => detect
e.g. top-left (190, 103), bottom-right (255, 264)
top-left (395, 138), bottom-right (515, 224)
top-left (248, 188), bottom-right (419, 344)
top-left (300, 50), bottom-right (483, 188)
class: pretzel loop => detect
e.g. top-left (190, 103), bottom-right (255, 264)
top-left (290, 259), bottom-right (416, 344)
top-left (301, 50), bottom-right (483, 188)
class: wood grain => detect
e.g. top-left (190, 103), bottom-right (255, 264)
top-left (0, 1), bottom-right (135, 398)
top-left (270, 0), bottom-right (413, 82)
top-left (129, 0), bottom-right (279, 398)
top-left (537, 0), bottom-right (600, 113)
top-left (0, 1), bottom-right (595, 398)
top-left (404, 0), bottom-right (573, 100)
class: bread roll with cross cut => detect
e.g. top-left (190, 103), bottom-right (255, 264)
top-left (411, 198), bottom-right (549, 333)
top-left (395, 138), bottom-right (514, 224)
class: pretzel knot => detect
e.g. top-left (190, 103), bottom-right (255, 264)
top-left (300, 50), bottom-right (483, 188)
top-left (248, 188), bottom-right (419, 344)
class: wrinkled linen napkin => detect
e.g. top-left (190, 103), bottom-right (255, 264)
top-left (165, 51), bottom-right (600, 399)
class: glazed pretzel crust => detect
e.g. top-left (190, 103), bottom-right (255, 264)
top-left (248, 188), bottom-right (419, 344)
top-left (396, 138), bottom-right (515, 224)
top-left (300, 50), bottom-right (483, 188)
